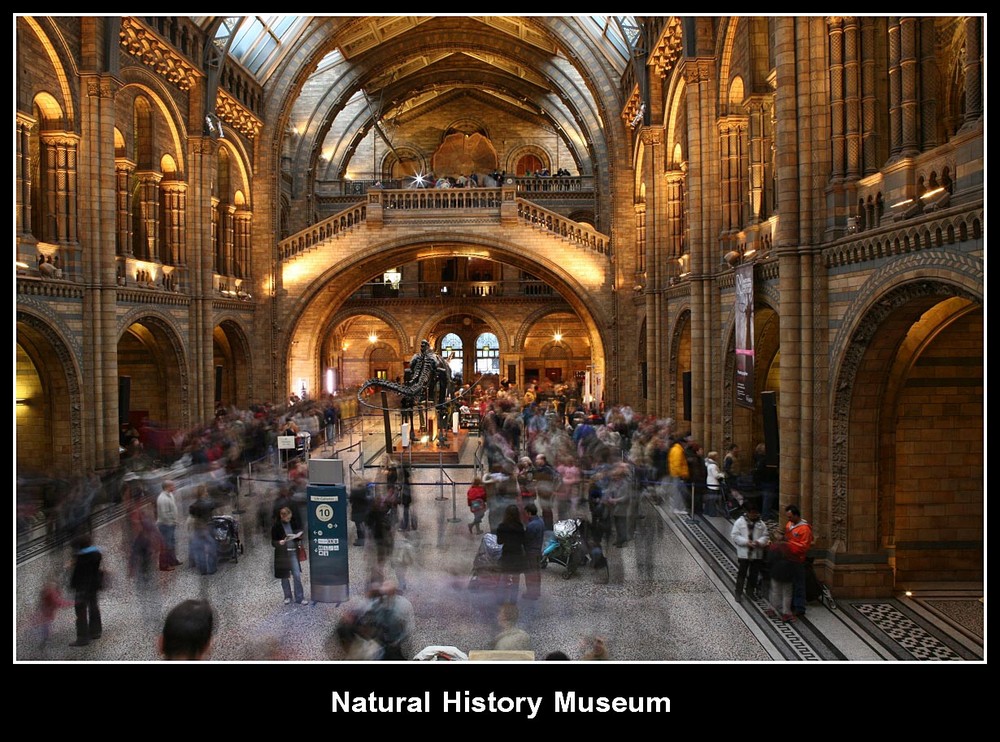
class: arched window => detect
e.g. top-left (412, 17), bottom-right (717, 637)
top-left (476, 332), bottom-right (500, 375)
top-left (441, 332), bottom-right (463, 378)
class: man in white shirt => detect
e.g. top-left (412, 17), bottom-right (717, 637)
top-left (156, 480), bottom-right (182, 570)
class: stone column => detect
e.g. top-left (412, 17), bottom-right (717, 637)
top-left (161, 180), bottom-right (187, 266)
top-left (860, 19), bottom-right (880, 175)
top-left (79, 74), bottom-right (120, 471)
top-left (189, 136), bottom-right (218, 423)
top-left (745, 97), bottom-right (772, 222)
top-left (16, 113), bottom-right (35, 243)
top-left (639, 126), bottom-right (661, 415)
top-left (234, 208), bottom-right (252, 279)
top-left (843, 17), bottom-right (862, 180)
top-left (887, 18), bottom-right (903, 159)
top-left (115, 158), bottom-right (135, 255)
top-left (919, 18), bottom-right (938, 151)
top-left (681, 57), bottom-right (717, 441)
top-left (828, 17), bottom-right (847, 181)
top-left (898, 16), bottom-right (920, 157)
top-left (40, 132), bottom-right (82, 266)
top-left (222, 203), bottom-right (236, 276)
top-left (961, 16), bottom-right (983, 129)
top-left (211, 197), bottom-right (220, 275)
top-left (664, 169), bottom-right (685, 418)
top-left (134, 170), bottom-right (162, 261)
top-left (773, 16), bottom-right (803, 514)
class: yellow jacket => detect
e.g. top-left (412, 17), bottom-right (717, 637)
top-left (668, 442), bottom-right (690, 480)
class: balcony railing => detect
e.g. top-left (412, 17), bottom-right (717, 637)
top-left (344, 279), bottom-right (557, 301)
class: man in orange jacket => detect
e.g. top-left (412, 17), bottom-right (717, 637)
top-left (784, 504), bottom-right (814, 616)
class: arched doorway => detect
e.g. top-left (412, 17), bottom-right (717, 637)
top-left (832, 280), bottom-right (983, 594)
top-left (118, 317), bottom-right (188, 458)
top-left (214, 320), bottom-right (253, 409)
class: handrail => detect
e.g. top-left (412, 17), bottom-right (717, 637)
top-left (278, 200), bottom-right (367, 261)
top-left (515, 197), bottom-right (611, 255)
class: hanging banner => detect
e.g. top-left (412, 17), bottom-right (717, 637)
top-left (734, 263), bottom-right (755, 409)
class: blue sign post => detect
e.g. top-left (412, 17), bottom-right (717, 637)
top-left (306, 460), bottom-right (349, 603)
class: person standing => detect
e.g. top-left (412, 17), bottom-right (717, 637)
top-left (187, 485), bottom-right (217, 575)
top-left (156, 480), bottom-right (181, 570)
top-left (271, 506), bottom-right (308, 605)
top-left (496, 504), bottom-right (526, 604)
top-left (730, 504), bottom-right (769, 601)
top-left (765, 533), bottom-right (796, 622)
top-left (68, 534), bottom-right (103, 646)
top-left (349, 482), bottom-right (372, 546)
top-left (704, 451), bottom-right (724, 516)
top-left (531, 453), bottom-right (559, 530)
top-left (784, 504), bottom-right (814, 616)
top-left (466, 475), bottom-right (488, 535)
top-left (523, 503), bottom-right (544, 600)
top-left (668, 434), bottom-right (691, 512)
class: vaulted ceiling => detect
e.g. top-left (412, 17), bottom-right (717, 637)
top-left (195, 15), bottom-right (639, 186)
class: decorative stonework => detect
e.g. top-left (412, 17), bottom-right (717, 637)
top-left (649, 17), bottom-right (684, 78)
top-left (120, 17), bottom-right (201, 92)
top-left (216, 88), bottom-right (262, 140)
top-left (829, 257), bottom-right (982, 544)
top-left (826, 207), bottom-right (983, 268)
top-left (17, 278), bottom-right (85, 301)
top-left (639, 128), bottom-right (663, 147)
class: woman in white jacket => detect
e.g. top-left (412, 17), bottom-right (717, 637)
top-left (704, 451), bottom-right (724, 515)
top-left (730, 504), bottom-right (769, 600)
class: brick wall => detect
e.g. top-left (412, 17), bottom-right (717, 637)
top-left (893, 309), bottom-right (983, 582)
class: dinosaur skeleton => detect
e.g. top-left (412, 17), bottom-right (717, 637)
top-left (357, 339), bottom-right (481, 412)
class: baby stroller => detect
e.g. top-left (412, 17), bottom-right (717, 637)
top-left (212, 514), bottom-right (244, 563)
top-left (468, 532), bottom-right (503, 590)
top-left (540, 519), bottom-right (609, 582)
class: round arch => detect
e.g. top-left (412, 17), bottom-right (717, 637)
top-left (415, 305), bottom-right (512, 355)
top-left (279, 233), bottom-right (609, 403)
top-left (21, 17), bottom-right (76, 124)
top-left (117, 76), bottom-right (189, 174)
top-left (214, 317), bottom-right (255, 409)
top-left (16, 309), bottom-right (84, 474)
top-left (829, 254), bottom-right (983, 557)
top-left (117, 310), bottom-right (191, 432)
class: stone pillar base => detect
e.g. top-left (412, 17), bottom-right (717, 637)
top-left (815, 556), bottom-right (896, 599)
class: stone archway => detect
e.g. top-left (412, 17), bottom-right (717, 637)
top-left (16, 311), bottom-right (83, 475)
top-left (214, 318), bottom-right (254, 410)
top-left (830, 272), bottom-right (982, 595)
top-left (118, 314), bottom-right (190, 436)
top-left (279, 234), bottom-right (610, 405)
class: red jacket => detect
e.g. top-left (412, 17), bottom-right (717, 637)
top-left (784, 520), bottom-right (813, 562)
top-left (467, 485), bottom-right (487, 509)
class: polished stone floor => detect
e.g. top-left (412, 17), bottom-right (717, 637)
top-left (15, 484), bottom-right (984, 665)
top-left (14, 430), bottom-right (984, 665)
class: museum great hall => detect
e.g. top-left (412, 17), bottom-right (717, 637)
top-left (15, 15), bottom-right (983, 601)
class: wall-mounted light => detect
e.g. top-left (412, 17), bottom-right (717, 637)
top-left (553, 332), bottom-right (563, 343)
top-left (16, 398), bottom-right (28, 406)
top-left (368, 332), bottom-right (378, 344)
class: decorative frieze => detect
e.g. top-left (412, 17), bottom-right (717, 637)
top-left (216, 88), bottom-right (262, 140)
top-left (120, 17), bottom-right (201, 92)
top-left (649, 17), bottom-right (683, 79)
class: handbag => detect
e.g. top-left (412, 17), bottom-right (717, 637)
top-left (470, 498), bottom-right (484, 512)
top-left (296, 544), bottom-right (307, 562)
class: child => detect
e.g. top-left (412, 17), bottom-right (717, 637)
top-left (35, 579), bottom-right (72, 652)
